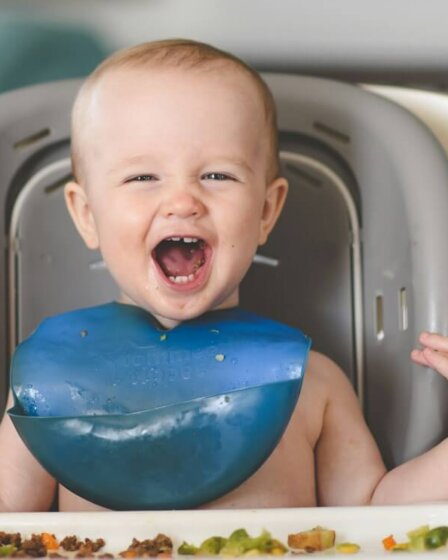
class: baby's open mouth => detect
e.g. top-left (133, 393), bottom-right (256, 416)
top-left (153, 237), bottom-right (209, 285)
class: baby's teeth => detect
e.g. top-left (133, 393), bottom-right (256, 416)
top-left (183, 237), bottom-right (198, 243)
top-left (169, 275), bottom-right (187, 284)
top-left (168, 272), bottom-right (197, 284)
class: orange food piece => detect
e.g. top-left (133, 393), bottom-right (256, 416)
top-left (382, 535), bottom-right (397, 550)
top-left (41, 533), bottom-right (59, 550)
top-left (120, 551), bottom-right (137, 558)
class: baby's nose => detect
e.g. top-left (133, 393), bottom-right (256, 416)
top-left (161, 187), bottom-right (206, 219)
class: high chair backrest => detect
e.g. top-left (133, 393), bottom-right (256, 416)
top-left (243, 74), bottom-right (448, 467)
top-left (1, 76), bottom-right (448, 468)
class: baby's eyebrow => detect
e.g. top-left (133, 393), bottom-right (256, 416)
top-left (106, 155), bottom-right (255, 177)
top-left (114, 155), bottom-right (151, 167)
top-left (210, 157), bottom-right (255, 175)
top-left (106, 155), bottom-right (154, 176)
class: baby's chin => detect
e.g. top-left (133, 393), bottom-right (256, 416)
top-left (118, 290), bottom-right (238, 329)
top-left (151, 300), bottom-right (235, 329)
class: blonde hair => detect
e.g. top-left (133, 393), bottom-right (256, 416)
top-left (71, 39), bottom-right (279, 182)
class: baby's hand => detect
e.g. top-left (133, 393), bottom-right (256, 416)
top-left (411, 332), bottom-right (448, 379)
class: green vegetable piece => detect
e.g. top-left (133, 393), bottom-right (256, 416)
top-left (229, 529), bottom-right (250, 543)
top-left (220, 529), bottom-right (281, 556)
top-left (178, 529), bottom-right (287, 557)
top-left (0, 544), bottom-right (17, 557)
top-left (408, 535), bottom-right (426, 552)
top-left (220, 529), bottom-right (251, 556)
top-left (407, 525), bottom-right (430, 552)
top-left (424, 526), bottom-right (448, 550)
top-left (246, 530), bottom-right (273, 553)
top-left (178, 541), bottom-right (199, 555)
top-left (407, 525), bottom-right (430, 540)
top-left (220, 540), bottom-right (245, 555)
top-left (198, 536), bottom-right (227, 555)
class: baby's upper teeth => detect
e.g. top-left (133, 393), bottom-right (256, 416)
top-left (166, 236), bottom-right (198, 243)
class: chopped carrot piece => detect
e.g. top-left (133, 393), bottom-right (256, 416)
top-left (382, 535), bottom-right (397, 550)
top-left (41, 533), bottom-right (59, 550)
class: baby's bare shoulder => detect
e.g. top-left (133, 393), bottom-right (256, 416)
top-left (290, 350), bottom-right (344, 444)
top-left (303, 350), bottom-right (353, 397)
top-left (295, 351), bottom-right (358, 435)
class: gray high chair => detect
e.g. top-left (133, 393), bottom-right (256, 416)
top-left (1, 75), bottom-right (448, 469)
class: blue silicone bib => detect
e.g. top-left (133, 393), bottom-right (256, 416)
top-left (11, 302), bottom-right (311, 417)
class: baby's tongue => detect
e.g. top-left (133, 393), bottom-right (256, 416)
top-left (157, 241), bottom-right (204, 277)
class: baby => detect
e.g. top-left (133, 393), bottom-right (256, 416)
top-left (1, 39), bottom-right (448, 512)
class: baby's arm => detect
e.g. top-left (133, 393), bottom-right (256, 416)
top-left (368, 331), bottom-right (448, 504)
top-left (310, 352), bottom-right (387, 506)
top-left (0, 392), bottom-right (56, 511)
top-left (312, 346), bottom-right (448, 506)
top-left (370, 439), bottom-right (448, 504)
top-left (411, 331), bottom-right (448, 379)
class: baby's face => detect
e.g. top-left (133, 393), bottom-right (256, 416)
top-left (66, 65), bottom-right (287, 328)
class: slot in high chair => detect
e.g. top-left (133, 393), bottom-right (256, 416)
top-left (0, 75), bottom-right (447, 469)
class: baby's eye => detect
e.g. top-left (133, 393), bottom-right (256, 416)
top-left (202, 172), bottom-right (236, 181)
top-left (125, 174), bottom-right (158, 183)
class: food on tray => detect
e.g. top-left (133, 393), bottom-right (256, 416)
top-left (119, 535), bottom-right (173, 558)
top-left (40, 534), bottom-right (59, 552)
top-left (287, 526), bottom-right (336, 553)
top-left (179, 526), bottom-right (359, 556)
top-left (335, 543), bottom-right (360, 555)
top-left (382, 535), bottom-right (397, 551)
top-left (0, 532), bottom-right (49, 557)
top-left (382, 524), bottom-right (448, 552)
top-left (0, 533), bottom-right (21, 557)
top-left (424, 526), bottom-right (448, 550)
top-left (178, 528), bottom-right (287, 556)
top-left (0, 531), bottom-right (173, 558)
top-left (17, 522), bottom-right (448, 558)
top-left (60, 535), bottom-right (106, 555)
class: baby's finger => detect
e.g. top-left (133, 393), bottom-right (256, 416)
top-left (421, 348), bottom-right (448, 379)
top-left (411, 349), bottom-right (432, 368)
top-left (419, 332), bottom-right (448, 352)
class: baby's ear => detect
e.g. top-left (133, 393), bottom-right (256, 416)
top-left (258, 176), bottom-right (288, 245)
top-left (64, 181), bottom-right (99, 250)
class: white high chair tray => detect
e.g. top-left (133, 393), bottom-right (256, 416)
top-left (1, 504), bottom-right (448, 558)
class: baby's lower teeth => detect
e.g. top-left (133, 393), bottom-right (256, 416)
top-left (169, 273), bottom-right (196, 284)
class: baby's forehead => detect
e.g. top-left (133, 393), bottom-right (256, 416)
top-left (72, 62), bottom-right (271, 181)
top-left (103, 63), bottom-right (260, 102)
top-left (81, 65), bottom-right (264, 137)
top-left (95, 60), bottom-right (259, 103)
